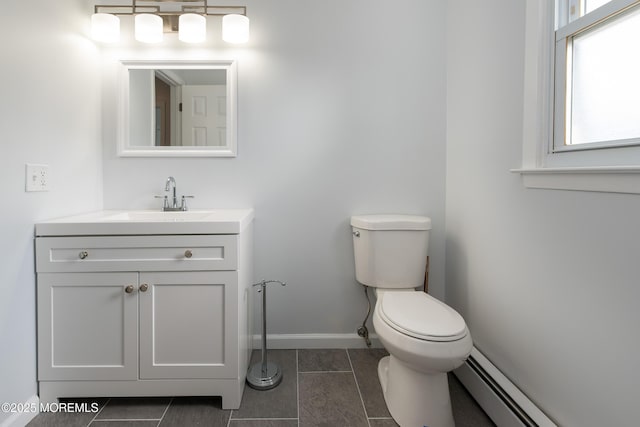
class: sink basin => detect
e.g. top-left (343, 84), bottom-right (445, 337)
top-left (35, 209), bottom-right (254, 236)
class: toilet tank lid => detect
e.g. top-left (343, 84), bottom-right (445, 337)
top-left (351, 215), bottom-right (432, 231)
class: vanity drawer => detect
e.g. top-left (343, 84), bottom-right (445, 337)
top-left (36, 235), bottom-right (237, 272)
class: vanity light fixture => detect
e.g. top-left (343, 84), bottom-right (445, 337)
top-left (91, 0), bottom-right (249, 45)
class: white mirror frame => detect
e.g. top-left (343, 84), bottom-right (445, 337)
top-left (117, 59), bottom-right (237, 157)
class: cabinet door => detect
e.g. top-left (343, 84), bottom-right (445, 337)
top-left (37, 272), bottom-right (138, 380)
top-left (139, 271), bottom-right (238, 379)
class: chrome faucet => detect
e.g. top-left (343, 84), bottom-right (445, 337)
top-left (155, 176), bottom-right (194, 211)
top-left (165, 176), bottom-right (178, 209)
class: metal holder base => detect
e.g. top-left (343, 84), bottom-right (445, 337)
top-left (246, 361), bottom-right (282, 390)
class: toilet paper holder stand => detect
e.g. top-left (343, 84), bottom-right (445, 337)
top-left (246, 279), bottom-right (287, 390)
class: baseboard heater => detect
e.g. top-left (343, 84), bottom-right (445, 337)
top-left (454, 347), bottom-right (557, 427)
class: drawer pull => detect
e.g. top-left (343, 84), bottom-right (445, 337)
top-left (124, 285), bottom-right (135, 294)
top-left (79, 251), bottom-right (89, 260)
top-left (139, 283), bottom-right (149, 292)
top-left (184, 250), bottom-right (193, 258)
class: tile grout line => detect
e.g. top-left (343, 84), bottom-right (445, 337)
top-left (156, 397), bottom-right (173, 427)
top-left (226, 407), bottom-right (233, 427)
top-left (296, 349), bottom-right (300, 427)
top-left (86, 397), bottom-right (111, 427)
top-left (92, 418), bottom-right (163, 422)
top-left (346, 349), bottom-right (372, 427)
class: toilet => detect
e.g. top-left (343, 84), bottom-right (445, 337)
top-left (351, 214), bottom-right (472, 427)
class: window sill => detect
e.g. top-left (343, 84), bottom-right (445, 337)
top-left (511, 166), bottom-right (640, 194)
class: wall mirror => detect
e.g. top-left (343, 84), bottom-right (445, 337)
top-left (118, 60), bottom-right (237, 157)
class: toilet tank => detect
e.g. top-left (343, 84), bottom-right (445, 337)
top-left (351, 215), bottom-right (431, 289)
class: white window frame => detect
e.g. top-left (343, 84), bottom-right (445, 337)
top-left (514, 0), bottom-right (640, 194)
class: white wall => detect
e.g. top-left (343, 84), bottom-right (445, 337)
top-left (0, 1), bottom-right (103, 424)
top-left (446, 1), bottom-right (640, 425)
top-left (101, 0), bottom-right (448, 337)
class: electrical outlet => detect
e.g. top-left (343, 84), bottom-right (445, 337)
top-left (25, 164), bottom-right (49, 192)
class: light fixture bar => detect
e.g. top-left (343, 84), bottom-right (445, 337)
top-left (93, 3), bottom-right (246, 18)
top-left (204, 6), bottom-right (247, 16)
top-left (94, 5), bottom-right (159, 15)
top-left (141, 0), bottom-right (202, 3)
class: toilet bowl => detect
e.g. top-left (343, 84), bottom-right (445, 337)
top-left (350, 214), bottom-right (472, 427)
top-left (373, 290), bottom-right (472, 427)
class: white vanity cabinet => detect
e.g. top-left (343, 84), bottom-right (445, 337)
top-left (35, 211), bottom-right (254, 409)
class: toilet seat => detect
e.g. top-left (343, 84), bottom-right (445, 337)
top-left (378, 292), bottom-right (467, 342)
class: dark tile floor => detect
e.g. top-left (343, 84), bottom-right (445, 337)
top-left (27, 349), bottom-right (494, 427)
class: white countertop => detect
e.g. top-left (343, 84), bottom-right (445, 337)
top-left (35, 209), bottom-right (255, 236)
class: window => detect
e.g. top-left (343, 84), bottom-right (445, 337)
top-left (515, 0), bottom-right (640, 193)
top-left (554, 0), bottom-right (640, 152)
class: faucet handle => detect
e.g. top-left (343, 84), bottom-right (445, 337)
top-left (154, 195), bottom-right (169, 210)
top-left (181, 195), bottom-right (195, 211)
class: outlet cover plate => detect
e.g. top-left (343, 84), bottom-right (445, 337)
top-left (25, 164), bottom-right (49, 192)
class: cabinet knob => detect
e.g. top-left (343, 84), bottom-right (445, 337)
top-left (184, 250), bottom-right (193, 258)
top-left (79, 251), bottom-right (89, 259)
top-left (139, 283), bottom-right (149, 292)
top-left (124, 285), bottom-right (135, 294)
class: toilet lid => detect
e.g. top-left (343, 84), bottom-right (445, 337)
top-left (379, 292), bottom-right (467, 342)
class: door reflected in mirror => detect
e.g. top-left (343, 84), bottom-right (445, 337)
top-left (119, 60), bottom-right (237, 157)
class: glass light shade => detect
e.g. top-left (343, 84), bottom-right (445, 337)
top-left (135, 14), bottom-right (163, 43)
top-left (179, 13), bottom-right (206, 43)
top-left (91, 13), bottom-right (120, 43)
top-left (222, 14), bottom-right (250, 44)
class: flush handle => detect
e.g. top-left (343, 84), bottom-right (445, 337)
top-left (352, 230), bottom-right (360, 237)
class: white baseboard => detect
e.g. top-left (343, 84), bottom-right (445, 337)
top-left (0, 394), bottom-right (39, 427)
top-left (251, 333), bottom-right (382, 349)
